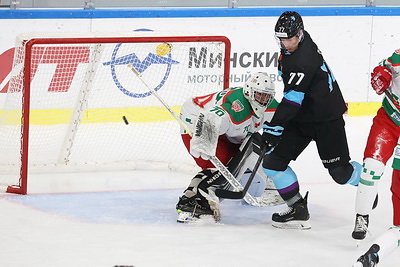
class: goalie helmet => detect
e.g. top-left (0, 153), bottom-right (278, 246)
top-left (275, 11), bottom-right (304, 39)
top-left (244, 72), bottom-right (275, 117)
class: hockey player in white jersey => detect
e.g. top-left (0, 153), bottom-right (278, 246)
top-left (353, 49), bottom-right (400, 266)
top-left (176, 72), bottom-right (282, 223)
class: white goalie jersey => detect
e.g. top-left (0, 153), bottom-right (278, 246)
top-left (180, 86), bottom-right (278, 147)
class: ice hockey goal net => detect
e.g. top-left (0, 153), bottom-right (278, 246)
top-left (0, 32), bottom-right (230, 194)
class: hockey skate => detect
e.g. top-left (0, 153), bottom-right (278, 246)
top-left (352, 214), bottom-right (369, 240)
top-left (176, 195), bottom-right (217, 224)
top-left (353, 244), bottom-right (379, 267)
top-left (271, 192), bottom-right (311, 230)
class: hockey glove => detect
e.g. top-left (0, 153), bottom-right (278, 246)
top-left (262, 122), bottom-right (284, 154)
top-left (371, 66), bottom-right (392, 95)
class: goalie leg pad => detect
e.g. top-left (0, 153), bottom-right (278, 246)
top-left (227, 132), bottom-right (262, 176)
top-left (197, 169), bottom-right (226, 194)
top-left (224, 132), bottom-right (285, 206)
top-left (182, 170), bottom-right (212, 198)
top-left (240, 170), bottom-right (265, 197)
top-left (180, 169), bottom-right (224, 222)
top-left (177, 169), bottom-right (224, 223)
top-left (240, 168), bottom-right (285, 207)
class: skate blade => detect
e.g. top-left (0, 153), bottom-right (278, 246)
top-left (177, 212), bottom-right (218, 224)
top-left (272, 220), bottom-right (311, 230)
top-left (354, 239), bottom-right (362, 248)
top-left (353, 236), bottom-right (368, 247)
top-left (352, 231), bottom-right (370, 247)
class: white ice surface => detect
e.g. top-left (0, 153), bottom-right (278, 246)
top-left (0, 116), bottom-right (399, 267)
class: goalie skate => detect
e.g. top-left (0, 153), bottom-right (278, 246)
top-left (176, 195), bottom-right (219, 224)
top-left (225, 132), bottom-right (285, 207)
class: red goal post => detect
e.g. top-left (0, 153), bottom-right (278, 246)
top-left (0, 32), bottom-right (231, 194)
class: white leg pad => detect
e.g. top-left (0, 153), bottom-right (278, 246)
top-left (235, 150), bottom-right (284, 207)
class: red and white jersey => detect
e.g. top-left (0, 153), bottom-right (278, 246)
top-left (381, 49), bottom-right (400, 126)
top-left (378, 49), bottom-right (400, 169)
top-left (383, 49), bottom-right (400, 97)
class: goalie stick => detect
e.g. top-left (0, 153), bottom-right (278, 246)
top-left (127, 64), bottom-right (260, 207)
top-left (215, 146), bottom-right (267, 199)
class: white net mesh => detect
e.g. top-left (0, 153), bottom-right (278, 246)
top-left (0, 32), bottom-right (230, 193)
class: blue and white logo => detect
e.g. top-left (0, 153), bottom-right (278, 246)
top-left (103, 43), bottom-right (179, 98)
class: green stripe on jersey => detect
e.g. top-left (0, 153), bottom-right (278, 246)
top-left (220, 88), bottom-right (253, 123)
top-left (388, 50), bottom-right (400, 65)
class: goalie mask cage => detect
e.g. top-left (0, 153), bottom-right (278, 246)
top-left (0, 32), bottom-right (231, 194)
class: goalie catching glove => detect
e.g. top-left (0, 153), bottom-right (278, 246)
top-left (262, 122), bottom-right (284, 154)
top-left (371, 66), bottom-right (392, 95)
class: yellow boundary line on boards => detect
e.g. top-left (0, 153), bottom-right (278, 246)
top-left (0, 102), bottom-right (382, 125)
top-left (346, 102), bottom-right (382, 117)
top-left (0, 106), bottom-right (182, 125)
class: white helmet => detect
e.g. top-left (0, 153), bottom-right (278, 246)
top-left (243, 72), bottom-right (276, 117)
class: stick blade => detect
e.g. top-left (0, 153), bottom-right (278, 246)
top-left (215, 188), bottom-right (244, 199)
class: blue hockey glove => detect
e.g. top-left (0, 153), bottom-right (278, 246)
top-left (262, 122), bottom-right (284, 154)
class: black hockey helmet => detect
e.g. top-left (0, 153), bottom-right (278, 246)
top-left (275, 11), bottom-right (304, 39)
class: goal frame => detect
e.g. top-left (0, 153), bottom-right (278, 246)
top-left (6, 35), bottom-right (231, 195)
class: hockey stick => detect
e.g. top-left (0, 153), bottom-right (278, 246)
top-left (215, 146), bottom-right (266, 199)
top-left (127, 64), bottom-right (260, 206)
top-left (384, 89), bottom-right (400, 112)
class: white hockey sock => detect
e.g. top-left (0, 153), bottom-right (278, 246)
top-left (355, 158), bottom-right (384, 215)
top-left (374, 226), bottom-right (400, 260)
